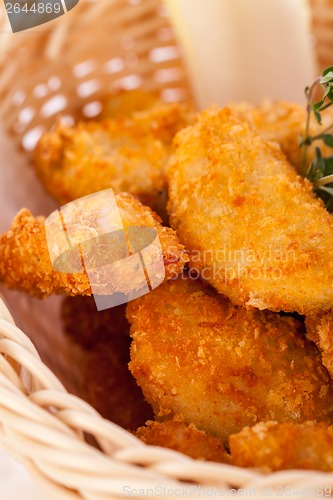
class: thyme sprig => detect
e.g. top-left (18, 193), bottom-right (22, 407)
top-left (299, 67), bottom-right (333, 211)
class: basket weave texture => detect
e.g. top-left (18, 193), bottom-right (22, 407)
top-left (0, 0), bottom-right (333, 498)
top-left (311, 0), bottom-right (333, 69)
top-left (0, 0), bottom-right (192, 151)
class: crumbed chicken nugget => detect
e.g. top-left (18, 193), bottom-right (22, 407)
top-left (136, 419), bottom-right (230, 463)
top-left (0, 193), bottom-right (188, 297)
top-left (230, 421), bottom-right (333, 472)
top-left (232, 100), bottom-right (333, 173)
top-left (34, 102), bottom-right (194, 213)
top-left (306, 310), bottom-right (333, 379)
top-left (62, 296), bottom-right (129, 349)
top-left (167, 108), bottom-right (333, 315)
top-left (127, 276), bottom-right (333, 443)
top-left (85, 338), bottom-right (153, 430)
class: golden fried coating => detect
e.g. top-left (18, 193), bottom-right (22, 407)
top-left (0, 193), bottom-right (188, 297)
top-left (167, 108), bottom-right (333, 315)
top-left (232, 100), bottom-right (333, 173)
top-left (127, 276), bottom-right (333, 443)
top-left (62, 296), bottom-right (129, 349)
top-left (34, 102), bottom-right (194, 213)
top-left (306, 310), bottom-right (333, 379)
top-left (85, 339), bottom-right (153, 430)
top-left (136, 419), bottom-right (230, 463)
top-left (230, 421), bottom-right (333, 472)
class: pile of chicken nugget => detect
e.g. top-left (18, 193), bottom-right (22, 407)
top-left (2, 91), bottom-right (333, 472)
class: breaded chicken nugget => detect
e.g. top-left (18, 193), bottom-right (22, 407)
top-left (62, 296), bottom-right (129, 349)
top-left (232, 100), bottom-right (333, 173)
top-left (85, 338), bottom-right (153, 430)
top-left (0, 194), bottom-right (188, 297)
top-left (127, 276), bottom-right (333, 443)
top-left (167, 108), bottom-right (333, 315)
top-left (34, 103), bottom-right (194, 213)
top-left (230, 421), bottom-right (333, 472)
top-left (306, 310), bottom-right (333, 379)
top-left (136, 419), bottom-right (230, 463)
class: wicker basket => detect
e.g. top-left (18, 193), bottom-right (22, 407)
top-left (0, 0), bottom-right (333, 498)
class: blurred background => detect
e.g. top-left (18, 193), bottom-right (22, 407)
top-left (0, 0), bottom-right (331, 155)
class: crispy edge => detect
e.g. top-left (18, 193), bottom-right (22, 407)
top-left (229, 421), bottom-right (333, 472)
top-left (0, 194), bottom-right (188, 297)
top-left (135, 419), bottom-right (230, 463)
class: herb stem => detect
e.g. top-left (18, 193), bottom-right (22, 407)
top-left (315, 174), bottom-right (333, 187)
top-left (301, 77), bottom-right (321, 175)
top-left (310, 123), bottom-right (333, 142)
top-left (302, 111), bottom-right (311, 175)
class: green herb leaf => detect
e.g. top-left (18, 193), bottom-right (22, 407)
top-left (325, 87), bottom-right (333, 102)
top-left (311, 102), bottom-right (322, 124)
top-left (322, 134), bottom-right (333, 147)
top-left (315, 147), bottom-right (326, 175)
top-left (314, 100), bottom-right (325, 111)
top-left (322, 66), bottom-right (333, 77)
top-left (307, 160), bottom-right (316, 182)
top-left (300, 67), bottom-right (333, 211)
